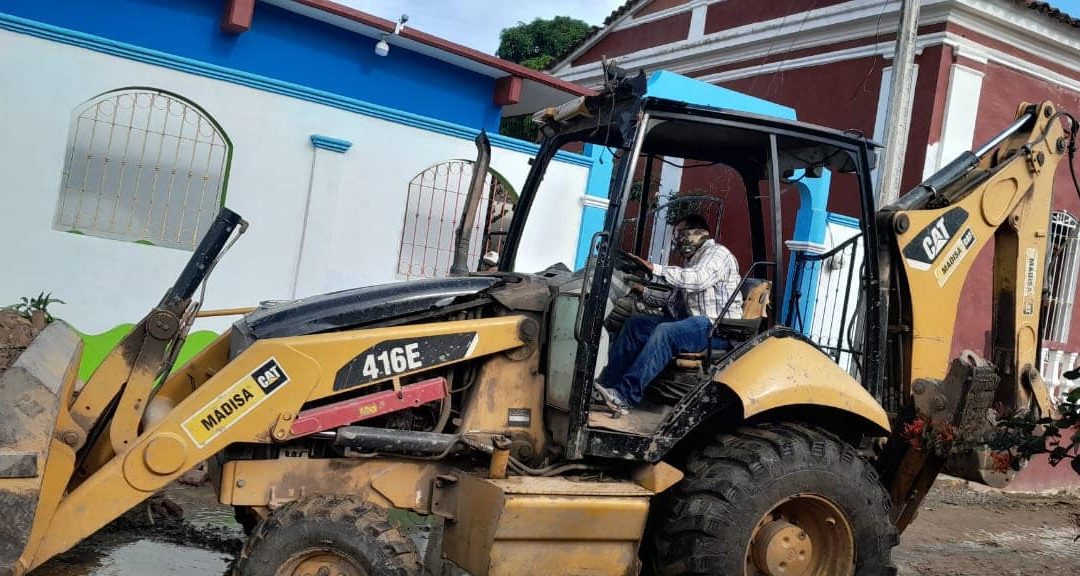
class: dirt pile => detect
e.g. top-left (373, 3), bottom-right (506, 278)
top-left (0, 309), bottom-right (43, 375)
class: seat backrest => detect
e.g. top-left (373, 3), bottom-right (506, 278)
top-left (741, 280), bottom-right (771, 321)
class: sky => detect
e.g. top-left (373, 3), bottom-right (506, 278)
top-left (340, 0), bottom-right (1080, 56)
top-left (338, 0), bottom-right (625, 54)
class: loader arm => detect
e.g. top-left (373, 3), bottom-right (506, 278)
top-left (17, 316), bottom-right (527, 572)
top-left (878, 101), bottom-right (1076, 530)
top-left (64, 209), bottom-right (245, 483)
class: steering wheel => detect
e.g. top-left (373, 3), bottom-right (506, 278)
top-left (614, 250), bottom-right (654, 274)
top-left (614, 250), bottom-right (672, 290)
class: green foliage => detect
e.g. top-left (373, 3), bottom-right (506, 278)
top-left (5, 292), bottom-right (65, 323)
top-left (499, 115), bottom-right (540, 143)
top-left (986, 381), bottom-right (1080, 474)
top-left (496, 16), bottom-right (592, 70)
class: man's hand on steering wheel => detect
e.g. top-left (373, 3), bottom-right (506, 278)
top-left (618, 250), bottom-right (654, 274)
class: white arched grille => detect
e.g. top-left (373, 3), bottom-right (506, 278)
top-left (396, 160), bottom-right (514, 279)
top-left (1044, 210), bottom-right (1080, 343)
top-left (54, 89), bottom-right (231, 250)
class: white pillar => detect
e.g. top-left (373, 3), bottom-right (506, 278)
top-left (291, 135), bottom-right (352, 298)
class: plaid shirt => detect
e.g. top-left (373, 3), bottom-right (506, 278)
top-left (645, 240), bottom-right (742, 322)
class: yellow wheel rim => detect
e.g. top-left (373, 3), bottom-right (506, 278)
top-left (745, 494), bottom-right (855, 576)
top-left (276, 549), bottom-right (366, 576)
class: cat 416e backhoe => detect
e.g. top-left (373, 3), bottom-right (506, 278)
top-left (2, 67), bottom-right (1078, 576)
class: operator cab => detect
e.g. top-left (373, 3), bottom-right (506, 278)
top-left (495, 69), bottom-right (883, 460)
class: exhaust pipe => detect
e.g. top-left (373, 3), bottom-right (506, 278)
top-left (449, 131), bottom-right (492, 276)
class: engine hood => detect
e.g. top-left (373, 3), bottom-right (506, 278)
top-left (237, 276), bottom-right (499, 341)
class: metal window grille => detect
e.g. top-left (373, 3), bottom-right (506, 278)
top-left (54, 89), bottom-right (231, 250)
top-left (1043, 211), bottom-right (1080, 343)
top-left (396, 161), bottom-right (514, 279)
top-left (618, 195), bottom-right (725, 265)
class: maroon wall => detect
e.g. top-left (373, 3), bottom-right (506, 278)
top-left (573, 13), bottom-right (691, 66)
top-left (704, 0), bottom-right (850, 35)
top-left (639, 0), bottom-right (689, 17)
top-left (949, 62), bottom-right (1080, 359)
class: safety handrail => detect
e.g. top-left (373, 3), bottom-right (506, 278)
top-left (575, 231), bottom-right (609, 342)
top-left (704, 260), bottom-right (777, 361)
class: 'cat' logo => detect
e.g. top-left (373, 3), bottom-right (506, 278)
top-left (921, 218), bottom-right (950, 261)
top-left (255, 362), bottom-right (286, 390)
top-left (902, 207), bottom-right (969, 271)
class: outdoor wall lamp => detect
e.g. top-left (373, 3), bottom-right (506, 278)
top-left (375, 14), bottom-right (408, 57)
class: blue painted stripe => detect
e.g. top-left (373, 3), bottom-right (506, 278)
top-left (0, 13), bottom-right (592, 169)
top-left (310, 135), bottom-right (353, 153)
top-left (826, 212), bottom-right (862, 228)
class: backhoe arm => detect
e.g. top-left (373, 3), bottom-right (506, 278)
top-left (878, 100), bottom-right (1074, 529)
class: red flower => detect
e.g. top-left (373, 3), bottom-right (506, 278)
top-left (934, 423), bottom-right (957, 445)
top-left (990, 451), bottom-right (1014, 473)
top-left (903, 419), bottom-right (926, 451)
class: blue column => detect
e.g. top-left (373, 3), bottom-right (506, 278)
top-left (574, 143), bottom-right (614, 269)
top-left (782, 169), bottom-right (831, 332)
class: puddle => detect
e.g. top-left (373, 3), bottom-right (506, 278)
top-left (43, 540), bottom-right (232, 576)
top-left (185, 507), bottom-right (244, 534)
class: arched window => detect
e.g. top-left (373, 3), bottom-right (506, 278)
top-left (1044, 210), bottom-right (1080, 343)
top-left (396, 160), bottom-right (515, 279)
top-left (54, 88), bottom-right (231, 250)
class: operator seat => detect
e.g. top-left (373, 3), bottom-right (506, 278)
top-left (674, 278), bottom-right (772, 369)
top-left (642, 278), bottom-right (771, 405)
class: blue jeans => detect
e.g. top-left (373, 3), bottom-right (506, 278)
top-left (602, 314), bottom-right (731, 405)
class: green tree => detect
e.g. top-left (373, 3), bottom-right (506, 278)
top-left (496, 16), bottom-right (592, 71)
top-left (496, 17), bottom-right (592, 142)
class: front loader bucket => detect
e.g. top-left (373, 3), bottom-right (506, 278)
top-left (0, 321), bottom-right (82, 574)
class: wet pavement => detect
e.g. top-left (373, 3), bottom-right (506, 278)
top-left (35, 483), bottom-right (243, 576)
top-left (44, 541), bottom-right (232, 576)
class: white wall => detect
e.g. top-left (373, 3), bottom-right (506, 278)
top-left (0, 30), bottom-right (589, 334)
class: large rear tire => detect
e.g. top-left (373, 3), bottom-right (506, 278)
top-left (644, 422), bottom-right (897, 576)
top-left (232, 496), bottom-right (422, 576)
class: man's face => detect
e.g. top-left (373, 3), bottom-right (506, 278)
top-left (674, 220), bottom-right (709, 257)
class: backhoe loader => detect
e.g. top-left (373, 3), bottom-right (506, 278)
top-left (2, 66), bottom-right (1078, 576)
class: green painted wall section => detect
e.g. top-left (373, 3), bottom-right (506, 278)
top-left (76, 324), bottom-right (219, 381)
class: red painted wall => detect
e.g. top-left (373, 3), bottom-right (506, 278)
top-left (573, 13), bottom-right (691, 66)
top-left (704, 0), bottom-right (849, 35)
top-left (949, 62), bottom-right (1080, 359)
top-left (714, 55), bottom-right (890, 219)
top-left (639, 0), bottom-right (689, 17)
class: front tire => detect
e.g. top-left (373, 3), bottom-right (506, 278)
top-left (644, 422), bottom-right (897, 575)
top-left (232, 496), bottom-right (422, 576)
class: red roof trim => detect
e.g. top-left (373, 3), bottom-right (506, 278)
top-left (289, 0), bottom-right (595, 97)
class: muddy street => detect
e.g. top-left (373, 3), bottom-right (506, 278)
top-left (34, 477), bottom-right (1080, 576)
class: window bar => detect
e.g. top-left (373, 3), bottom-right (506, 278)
top-left (142, 94), bottom-right (172, 241)
top-left (1061, 221), bottom-right (1080, 342)
top-left (190, 134), bottom-right (222, 247)
top-left (402, 168), bottom-right (427, 277)
top-left (174, 114), bottom-right (205, 245)
top-left (72, 103), bottom-right (105, 230)
top-left (158, 101), bottom-right (191, 242)
top-left (108, 93), bottom-right (139, 233)
top-left (126, 93), bottom-right (156, 236)
top-left (432, 162), bottom-right (457, 277)
top-left (90, 94), bottom-right (123, 231)
top-left (58, 110), bottom-right (90, 227)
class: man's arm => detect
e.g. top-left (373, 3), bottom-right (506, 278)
top-left (651, 250), bottom-right (727, 291)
